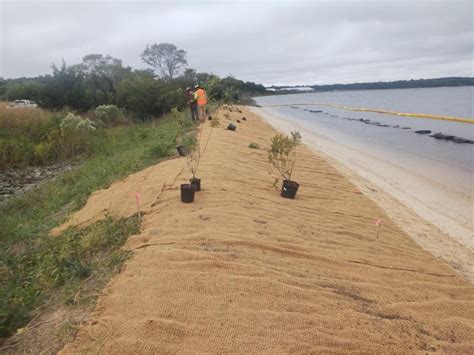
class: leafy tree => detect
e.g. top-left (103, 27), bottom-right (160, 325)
top-left (0, 78), bottom-right (6, 98)
top-left (80, 54), bottom-right (122, 76)
top-left (116, 73), bottom-right (163, 120)
top-left (76, 54), bottom-right (132, 107)
top-left (183, 68), bottom-right (197, 81)
top-left (0, 48), bottom-right (267, 114)
top-left (42, 60), bottom-right (90, 110)
top-left (140, 43), bottom-right (187, 79)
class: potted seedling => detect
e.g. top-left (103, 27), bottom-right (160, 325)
top-left (181, 120), bottom-right (214, 202)
top-left (178, 137), bottom-right (195, 203)
top-left (209, 116), bottom-right (220, 128)
top-left (268, 130), bottom-right (302, 199)
top-left (179, 136), bottom-right (200, 203)
top-left (171, 106), bottom-right (211, 202)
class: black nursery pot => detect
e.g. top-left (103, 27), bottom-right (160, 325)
top-left (180, 183), bottom-right (195, 203)
top-left (228, 123), bottom-right (237, 131)
top-left (190, 177), bottom-right (201, 191)
top-left (176, 145), bottom-right (186, 157)
top-left (281, 180), bottom-right (299, 199)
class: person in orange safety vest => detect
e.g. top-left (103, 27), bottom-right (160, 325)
top-left (194, 84), bottom-right (208, 122)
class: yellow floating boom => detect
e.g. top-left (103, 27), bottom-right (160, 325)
top-left (261, 103), bottom-right (474, 124)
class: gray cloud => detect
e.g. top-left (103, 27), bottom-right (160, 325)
top-left (1, 0), bottom-right (472, 85)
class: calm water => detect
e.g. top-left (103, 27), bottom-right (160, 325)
top-left (255, 86), bottom-right (474, 182)
top-left (261, 86), bottom-right (473, 119)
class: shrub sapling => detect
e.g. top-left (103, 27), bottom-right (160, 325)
top-left (268, 130), bottom-right (302, 199)
top-left (182, 119), bottom-right (214, 192)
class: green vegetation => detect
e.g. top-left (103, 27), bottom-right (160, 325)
top-left (94, 104), bottom-right (128, 126)
top-left (209, 116), bottom-right (220, 128)
top-left (0, 103), bottom-right (183, 169)
top-left (268, 131), bottom-right (302, 181)
top-left (0, 114), bottom-right (184, 338)
top-left (0, 43), bottom-right (266, 118)
top-left (0, 216), bottom-right (140, 338)
top-left (248, 143), bottom-right (260, 149)
top-left (0, 104), bottom-right (91, 168)
top-left (140, 43), bottom-right (187, 79)
top-left (0, 216), bottom-right (139, 341)
top-left (0, 41), bottom-right (240, 341)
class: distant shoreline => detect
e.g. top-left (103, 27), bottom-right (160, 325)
top-left (261, 77), bottom-right (474, 96)
top-left (257, 84), bottom-right (474, 98)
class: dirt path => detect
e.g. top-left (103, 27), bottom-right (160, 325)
top-left (59, 106), bottom-right (474, 353)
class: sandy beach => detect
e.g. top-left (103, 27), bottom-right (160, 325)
top-left (252, 107), bottom-right (474, 283)
top-left (58, 106), bottom-right (474, 353)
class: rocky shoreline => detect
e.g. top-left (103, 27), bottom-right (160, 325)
top-left (297, 107), bottom-right (474, 144)
top-left (0, 162), bottom-right (73, 202)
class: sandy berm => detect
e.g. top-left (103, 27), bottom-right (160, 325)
top-left (56, 106), bottom-right (474, 353)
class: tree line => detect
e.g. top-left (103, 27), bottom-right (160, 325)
top-left (0, 43), bottom-right (266, 120)
top-left (310, 77), bottom-right (474, 91)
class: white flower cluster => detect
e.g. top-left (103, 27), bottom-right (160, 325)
top-left (60, 112), bottom-right (96, 133)
top-left (94, 105), bottom-right (124, 123)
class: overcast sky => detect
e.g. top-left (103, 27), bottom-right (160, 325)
top-left (1, 0), bottom-right (472, 85)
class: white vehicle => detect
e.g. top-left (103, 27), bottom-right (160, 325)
top-left (8, 100), bottom-right (38, 108)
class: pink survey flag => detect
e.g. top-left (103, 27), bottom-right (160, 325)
top-left (374, 218), bottom-right (383, 238)
top-left (135, 193), bottom-right (142, 219)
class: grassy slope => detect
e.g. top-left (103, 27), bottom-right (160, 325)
top-left (0, 116), bottom-right (185, 338)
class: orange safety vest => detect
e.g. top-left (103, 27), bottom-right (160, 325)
top-left (195, 88), bottom-right (208, 106)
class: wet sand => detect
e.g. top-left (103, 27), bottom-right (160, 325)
top-left (58, 106), bottom-right (474, 353)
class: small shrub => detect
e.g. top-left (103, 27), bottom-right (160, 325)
top-left (181, 134), bottom-right (196, 152)
top-left (60, 112), bottom-right (96, 134)
top-left (148, 143), bottom-right (171, 158)
top-left (138, 129), bottom-right (150, 140)
top-left (210, 116), bottom-right (220, 127)
top-left (94, 105), bottom-right (127, 126)
top-left (32, 141), bottom-right (55, 164)
top-left (183, 118), bottom-right (214, 179)
top-left (248, 143), bottom-right (259, 149)
top-left (55, 112), bottom-right (96, 159)
top-left (268, 130), bottom-right (302, 181)
top-left (0, 139), bottom-right (34, 168)
top-left (170, 107), bottom-right (186, 128)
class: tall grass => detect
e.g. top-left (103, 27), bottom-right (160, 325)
top-left (0, 103), bottom-right (71, 168)
top-left (0, 102), bottom-right (59, 134)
